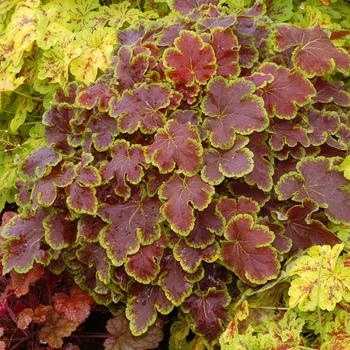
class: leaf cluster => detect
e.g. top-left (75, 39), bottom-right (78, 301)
top-left (1, 0), bottom-right (350, 348)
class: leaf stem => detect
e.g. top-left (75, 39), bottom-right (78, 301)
top-left (69, 332), bottom-right (110, 339)
top-left (250, 306), bottom-right (289, 311)
top-left (13, 90), bottom-right (43, 102)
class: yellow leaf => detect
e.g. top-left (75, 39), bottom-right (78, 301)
top-left (287, 244), bottom-right (350, 311)
top-left (339, 156), bottom-right (350, 180)
top-left (70, 27), bottom-right (116, 84)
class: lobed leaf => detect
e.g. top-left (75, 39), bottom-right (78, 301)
top-left (159, 174), bottom-right (214, 235)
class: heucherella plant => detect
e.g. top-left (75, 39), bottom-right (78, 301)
top-left (1, 0), bottom-right (350, 348)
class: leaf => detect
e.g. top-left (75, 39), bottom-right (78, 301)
top-left (44, 210), bottom-right (77, 249)
top-left (37, 33), bottom-right (81, 87)
top-left (163, 30), bottom-right (216, 86)
top-left (185, 202), bottom-right (224, 248)
top-left (2, 210), bottom-right (49, 274)
top-left (277, 199), bottom-right (340, 255)
top-left (76, 78), bottom-right (117, 112)
top-left (201, 136), bottom-right (254, 185)
top-left (86, 112), bottom-right (117, 151)
top-left (268, 118), bottom-right (309, 151)
top-left (173, 239), bottom-right (219, 273)
top-left (276, 157), bottom-right (350, 224)
top-left (76, 242), bottom-right (111, 287)
top-left (22, 146), bottom-right (61, 179)
top-left (257, 63), bottom-right (316, 119)
top-left (265, 0), bottom-right (293, 21)
top-left (171, 0), bottom-right (218, 14)
top-left (10, 95), bottom-right (34, 133)
top-left (125, 236), bottom-right (166, 284)
top-left (70, 27), bottom-right (117, 84)
top-left (158, 251), bottom-right (197, 306)
top-left (101, 140), bottom-right (145, 198)
top-left (110, 84), bottom-right (171, 134)
top-left (159, 174), bottom-right (214, 235)
top-left (67, 180), bottom-right (98, 215)
top-left (76, 153), bottom-right (101, 187)
top-left (53, 286), bottom-right (93, 324)
top-left (9, 264), bottom-right (45, 297)
top-left (104, 314), bottom-right (164, 350)
top-left (126, 283), bottom-right (173, 335)
top-left (17, 308), bottom-right (34, 330)
top-left (275, 25), bottom-right (350, 77)
top-left (39, 311), bottom-right (78, 349)
top-left (198, 264), bottom-right (232, 292)
top-left (245, 132), bottom-right (274, 192)
top-left (182, 288), bottom-right (230, 344)
top-left (99, 189), bottom-right (162, 266)
top-left (340, 156), bottom-right (350, 180)
top-left (147, 120), bottom-right (203, 176)
top-left (313, 78), bottom-right (350, 107)
top-left (43, 106), bottom-right (75, 153)
top-left (211, 28), bottom-right (240, 79)
top-left (113, 46), bottom-right (150, 91)
top-left (77, 215), bottom-right (105, 242)
top-left (221, 214), bottom-right (279, 284)
top-left (32, 162), bottom-right (76, 208)
top-left (202, 76), bottom-right (267, 149)
top-left (305, 108), bottom-right (339, 146)
top-left (287, 243), bottom-right (350, 311)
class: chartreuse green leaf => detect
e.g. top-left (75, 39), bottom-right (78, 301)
top-left (287, 243), bottom-right (350, 311)
top-left (70, 27), bottom-right (116, 84)
top-left (339, 155), bottom-right (350, 180)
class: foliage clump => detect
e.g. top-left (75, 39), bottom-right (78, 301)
top-left (1, 0), bottom-right (350, 349)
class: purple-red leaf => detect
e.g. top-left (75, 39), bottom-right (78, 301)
top-left (67, 181), bottom-right (98, 215)
top-left (276, 157), bottom-right (350, 224)
top-left (275, 25), bottom-right (350, 76)
top-left (164, 30), bottom-right (216, 86)
top-left (245, 132), bottom-right (274, 192)
top-left (1, 210), bottom-right (49, 274)
top-left (185, 202), bottom-right (224, 248)
top-left (125, 236), bottom-right (166, 284)
top-left (111, 84), bottom-right (171, 134)
top-left (158, 252), bottom-right (197, 305)
top-left (182, 288), bottom-right (230, 344)
top-left (172, 0), bottom-right (218, 14)
top-left (44, 210), bottom-right (77, 250)
top-left (76, 78), bottom-right (117, 111)
top-left (305, 109), bottom-right (339, 146)
top-left (174, 239), bottom-right (219, 273)
top-left (216, 196), bottom-right (259, 223)
top-left (277, 199), bottom-right (340, 255)
top-left (221, 214), bottom-right (279, 284)
top-left (147, 120), bottom-right (202, 176)
top-left (201, 136), bottom-right (253, 185)
top-left (22, 147), bottom-right (61, 179)
top-left (159, 174), bottom-right (214, 235)
top-left (268, 118), bottom-right (309, 151)
top-left (257, 63), bottom-right (315, 119)
top-left (32, 162), bottom-right (76, 208)
top-left (126, 284), bottom-right (173, 335)
top-left (101, 140), bottom-right (145, 198)
top-left (99, 189), bottom-right (162, 265)
top-left (313, 78), bottom-right (350, 107)
top-left (211, 28), bottom-right (239, 78)
top-left (202, 76), bottom-right (267, 149)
